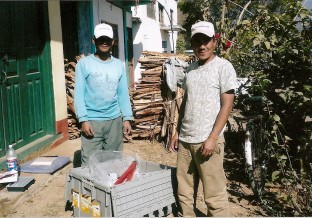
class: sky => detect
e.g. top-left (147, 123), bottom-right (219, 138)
top-left (302, 0), bottom-right (312, 10)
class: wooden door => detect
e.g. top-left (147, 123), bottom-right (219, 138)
top-left (0, 1), bottom-right (53, 157)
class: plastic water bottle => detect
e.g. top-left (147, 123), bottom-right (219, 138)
top-left (6, 144), bottom-right (18, 172)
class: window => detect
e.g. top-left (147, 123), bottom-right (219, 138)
top-left (162, 41), bottom-right (167, 48)
top-left (147, 2), bottom-right (156, 19)
top-left (158, 3), bottom-right (164, 24)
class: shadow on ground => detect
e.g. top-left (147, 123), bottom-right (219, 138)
top-left (224, 130), bottom-right (265, 216)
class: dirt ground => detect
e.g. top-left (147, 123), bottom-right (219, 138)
top-left (7, 136), bottom-right (266, 217)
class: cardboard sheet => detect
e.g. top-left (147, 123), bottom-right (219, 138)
top-left (20, 156), bottom-right (70, 174)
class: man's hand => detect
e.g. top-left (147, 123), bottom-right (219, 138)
top-left (201, 137), bottom-right (217, 157)
top-left (170, 133), bottom-right (179, 152)
top-left (123, 121), bottom-right (132, 135)
top-left (81, 121), bottom-right (94, 137)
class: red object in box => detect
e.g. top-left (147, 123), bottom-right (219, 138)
top-left (114, 161), bottom-right (137, 185)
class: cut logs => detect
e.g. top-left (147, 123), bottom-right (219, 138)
top-left (64, 55), bottom-right (85, 140)
top-left (129, 51), bottom-right (190, 142)
top-left (64, 51), bottom-right (192, 144)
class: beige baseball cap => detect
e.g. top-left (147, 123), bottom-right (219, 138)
top-left (191, 21), bottom-right (215, 38)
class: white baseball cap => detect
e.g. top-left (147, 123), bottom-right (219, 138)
top-left (94, 23), bottom-right (114, 39)
top-left (191, 21), bottom-right (215, 38)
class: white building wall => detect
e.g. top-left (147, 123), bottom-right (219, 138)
top-left (126, 10), bottom-right (133, 28)
top-left (157, 0), bottom-right (178, 53)
top-left (132, 0), bottom-right (178, 82)
top-left (48, 0), bottom-right (67, 122)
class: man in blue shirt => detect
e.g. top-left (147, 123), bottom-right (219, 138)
top-left (74, 23), bottom-right (133, 166)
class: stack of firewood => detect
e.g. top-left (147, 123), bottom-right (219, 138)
top-left (129, 51), bottom-right (190, 142)
top-left (65, 55), bottom-right (85, 140)
top-left (64, 51), bottom-right (192, 142)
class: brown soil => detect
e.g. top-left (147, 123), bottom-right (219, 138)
top-left (7, 137), bottom-right (266, 217)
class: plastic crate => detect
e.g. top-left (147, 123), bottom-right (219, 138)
top-left (65, 160), bottom-right (177, 217)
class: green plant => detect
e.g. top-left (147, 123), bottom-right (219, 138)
top-left (176, 34), bottom-right (187, 54)
top-left (228, 1), bottom-right (312, 215)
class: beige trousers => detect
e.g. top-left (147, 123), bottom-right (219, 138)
top-left (177, 136), bottom-right (230, 217)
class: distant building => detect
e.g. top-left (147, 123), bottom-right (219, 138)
top-left (131, 0), bottom-right (185, 82)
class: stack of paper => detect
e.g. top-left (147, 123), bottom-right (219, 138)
top-left (30, 156), bottom-right (58, 166)
top-left (0, 170), bottom-right (18, 183)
